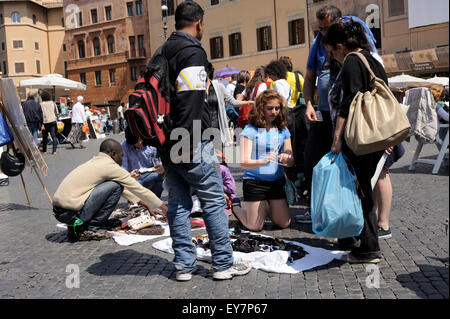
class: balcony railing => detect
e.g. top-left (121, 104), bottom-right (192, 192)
top-left (125, 48), bottom-right (146, 60)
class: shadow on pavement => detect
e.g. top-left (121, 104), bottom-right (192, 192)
top-left (396, 263), bottom-right (449, 299)
top-left (389, 163), bottom-right (449, 176)
top-left (0, 203), bottom-right (40, 212)
top-left (85, 249), bottom-right (208, 281)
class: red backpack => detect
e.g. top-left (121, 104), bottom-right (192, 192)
top-left (237, 82), bottom-right (262, 129)
top-left (124, 41), bottom-right (201, 148)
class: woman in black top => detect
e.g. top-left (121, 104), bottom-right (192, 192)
top-left (323, 21), bottom-right (386, 263)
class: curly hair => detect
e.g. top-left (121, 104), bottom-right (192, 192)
top-left (264, 60), bottom-right (287, 80)
top-left (248, 90), bottom-right (288, 130)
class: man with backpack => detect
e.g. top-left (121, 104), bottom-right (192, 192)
top-left (152, 1), bottom-right (251, 281)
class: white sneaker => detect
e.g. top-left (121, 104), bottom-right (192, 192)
top-left (176, 271), bottom-right (193, 281)
top-left (213, 262), bottom-right (252, 280)
top-left (191, 195), bottom-right (203, 214)
top-left (176, 266), bottom-right (199, 282)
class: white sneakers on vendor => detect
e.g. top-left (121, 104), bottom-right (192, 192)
top-left (213, 261), bottom-right (252, 280)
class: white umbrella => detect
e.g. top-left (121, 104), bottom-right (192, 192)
top-left (388, 73), bottom-right (430, 89)
top-left (426, 76), bottom-right (449, 86)
top-left (19, 73), bottom-right (86, 90)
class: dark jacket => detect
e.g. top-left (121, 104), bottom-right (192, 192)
top-left (162, 31), bottom-right (210, 150)
top-left (22, 97), bottom-right (43, 126)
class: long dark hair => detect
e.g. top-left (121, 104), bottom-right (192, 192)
top-left (245, 66), bottom-right (266, 99)
top-left (322, 20), bottom-right (370, 52)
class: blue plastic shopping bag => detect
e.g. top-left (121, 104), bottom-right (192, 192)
top-left (311, 152), bottom-right (363, 238)
top-left (0, 112), bottom-right (14, 147)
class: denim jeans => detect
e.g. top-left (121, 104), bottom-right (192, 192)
top-left (53, 181), bottom-right (123, 231)
top-left (27, 122), bottom-right (40, 146)
top-left (138, 172), bottom-right (163, 198)
top-left (162, 140), bottom-right (233, 273)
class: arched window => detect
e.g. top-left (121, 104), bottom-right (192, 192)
top-left (107, 35), bottom-right (115, 54)
top-left (77, 40), bottom-right (85, 58)
top-left (12, 12), bottom-right (21, 23)
top-left (93, 37), bottom-right (100, 56)
top-left (32, 14), bottom-right (37, 25)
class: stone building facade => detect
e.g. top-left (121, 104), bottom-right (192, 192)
top-left (63, 0), bottom-right (150, 109)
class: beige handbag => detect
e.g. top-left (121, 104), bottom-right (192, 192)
top-left (344, 52), bottom-right (410, 156)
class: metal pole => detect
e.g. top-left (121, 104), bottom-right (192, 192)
top-left (162, 0), bottom-right (168, 41)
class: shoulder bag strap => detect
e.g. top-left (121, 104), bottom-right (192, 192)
top-left (345, 51), bottom-right (377, 81)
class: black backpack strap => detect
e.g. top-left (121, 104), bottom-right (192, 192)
top-left (295, 72), bottom-right (301, 93)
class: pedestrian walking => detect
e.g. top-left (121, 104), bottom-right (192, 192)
top-left (67, 96), bottom-right (87, 149)
top-left (40, 91), bottom-right (59, 155)
top-left (158, 1), bottom-right (251, 281)
top-left (22, 91), bottom-right (43, 147)
top-left (231, 90), bottom-right (294, 231)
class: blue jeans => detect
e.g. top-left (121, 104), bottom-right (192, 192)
top-left (28, 122), bottom-right (40, 146)
top-left (138, 172), bottom-right (163, 198)
top-left (162, 140), bottom-right (233, 273)
top-left (53, 181), bottom-right (123, 231)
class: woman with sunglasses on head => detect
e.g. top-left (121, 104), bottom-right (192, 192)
top-left (231, 90), bottom-right (294, 231)
top-left (323, 20), bottom-right (389, 264)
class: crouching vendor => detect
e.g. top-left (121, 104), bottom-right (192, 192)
top-left (52, 138), bottom-right (168, 241)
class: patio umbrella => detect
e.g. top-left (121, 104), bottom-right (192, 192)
top-left (214, 67), bottom-right (240, 79)
top-left (19, 73), bottom-right (86, 90)
top-left (426, 76), bottom-right (449, 86)
top-left (388, 73), bottom-right (430, 89)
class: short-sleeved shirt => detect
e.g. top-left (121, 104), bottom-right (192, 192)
top-left (240, 124), bottom-right (291, 182)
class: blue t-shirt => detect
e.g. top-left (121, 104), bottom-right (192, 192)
top-left (240, 124), bottom-right (291, 182)
top-left (306, 15), bottom-right (379, 112)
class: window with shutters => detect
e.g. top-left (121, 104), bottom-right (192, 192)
top-left (78, 40), bottom-right (85, 58)
top-left (80, 73), bottom-right (86, 85)
top-left (109, 69), bottom-right (116, 85)
top-left (105, 6), bottom-right (112, 21)
top-left (257, 26), bottom-right (272, 51)
top-left (127, 2), bottom-right (134, 17)
top-left (95, 71), bottom-right (102, 85)
top-left (229, 32), bottom-right (242, 56)
top-left (107, 35), bottom-right (115, 54)
top-left (36, 60), bottom-right (41, 74)
top-left (93, 37), bottom-right (101, 56)
top-left (13, 40), bottom-right (24, 49)
top-left (388, 0), bottom-right (405, 17)
top-left (15, 62), bottom-right (25, 73)
top-left (136, 1), bottom-right (143, 16)
top-left (162, 0), bottom-right (175, 17)
top-left (210, 37), bottom-right (223, 59)
top-left (91, 9), bottom-right (98, 23)
top-left (288, 18), bottom-right (305, 46)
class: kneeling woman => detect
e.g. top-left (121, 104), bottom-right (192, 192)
top-left (232, 90), bottom-right (294, 231)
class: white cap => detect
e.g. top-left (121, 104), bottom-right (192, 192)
top-left (77, 96), bottom-right (84, 102)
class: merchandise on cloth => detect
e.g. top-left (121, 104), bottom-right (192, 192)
top-left (152, 230), bottom-right (345, 274)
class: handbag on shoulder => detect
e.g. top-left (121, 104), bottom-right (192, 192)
top-left (344, 52), bottom-right (410, 156)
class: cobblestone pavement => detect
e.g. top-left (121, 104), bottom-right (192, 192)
top-left (0, 134), bottom-right (448, 300)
